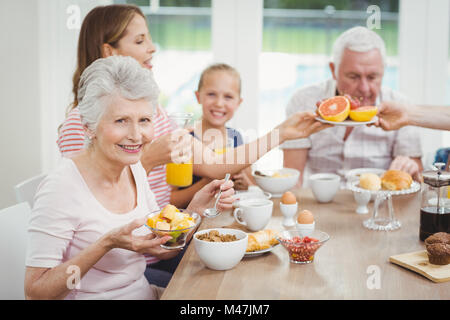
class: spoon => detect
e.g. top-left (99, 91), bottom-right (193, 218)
top-left (204, 173), bottom-right (231, 218)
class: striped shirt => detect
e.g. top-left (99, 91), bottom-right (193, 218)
top-left (57, 106), bottom-right (174, 265)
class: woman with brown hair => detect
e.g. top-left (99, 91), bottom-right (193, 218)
top-left (58, 4), bottom-right (181, 210)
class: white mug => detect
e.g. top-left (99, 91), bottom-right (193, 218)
top-left (309, 173), bottom-right (340, 203)
top-left (233, 198), bottom-right (273, 232)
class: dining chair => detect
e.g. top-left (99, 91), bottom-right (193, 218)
top-left (14, 173), bottom-right (46, 207)
top-left (0, 202), bottom-right (31, 299)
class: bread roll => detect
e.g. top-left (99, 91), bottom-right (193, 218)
top-left (359, 173), bottom-right (381, 191)
top-left (381, 170), bottom-right (412, 191)
top-left (246, 229), bottom-right (279, 252)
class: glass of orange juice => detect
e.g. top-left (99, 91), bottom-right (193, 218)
top-left (166, 112), bottom-right (194, 187)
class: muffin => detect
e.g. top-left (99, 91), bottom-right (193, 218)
top-left (424, 232), bottom-right (450, 246)
top-left (425, 243), bottom-right (450, 265)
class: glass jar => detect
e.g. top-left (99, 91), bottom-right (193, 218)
top-left (419, 163), bottom-right (450, 241)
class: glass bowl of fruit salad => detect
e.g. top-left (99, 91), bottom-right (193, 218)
top-left (146, 205), bottom-right (201, 249)
top-left (276, 230), bottom-right (330, 264)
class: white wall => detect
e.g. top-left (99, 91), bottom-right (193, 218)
top-left (399, 0), bottom-right (450, 168)
top-left (0, 0), bottom-right (110, 208)
top-left (212, 0), bottom-right (263, 133)
top-left (39, 0), bottom-right (111, 175)
top-left (0, 0), bottom-right (41, 208)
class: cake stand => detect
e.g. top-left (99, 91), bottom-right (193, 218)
top-left (347, 180), bottom-right (421, 231)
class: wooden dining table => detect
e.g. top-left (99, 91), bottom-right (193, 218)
top-left (161, 188), bottom-right (450, 300)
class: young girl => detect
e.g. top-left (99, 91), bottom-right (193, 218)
top-left (174, 64), bottom-right (255, 208)
top-left (195, 64), bottom-right (255, 191)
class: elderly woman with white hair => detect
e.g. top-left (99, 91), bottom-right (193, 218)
top-left (24, 56), bottom-right (234, 300)
top-left (282, 26), bottom-right (423, 186)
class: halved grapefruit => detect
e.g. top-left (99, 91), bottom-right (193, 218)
top-left (318, 96), bottom-right (350, 122)
top-left (348, 106), bottom-right (378, 122)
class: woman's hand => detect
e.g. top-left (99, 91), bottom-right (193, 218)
top-left (277, 111), bottom-right (332, 142)
top-left (187, 178), bottom-right (235, 215)
top-left (141, 129), bottom-right (193, 173)
top-left (374, 101), bottom-right (411, 131)
top-left (105, 217), bottom-right (180, 260)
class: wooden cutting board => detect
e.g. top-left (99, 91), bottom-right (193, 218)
top-left (389, 250), bottom-right (450, 283)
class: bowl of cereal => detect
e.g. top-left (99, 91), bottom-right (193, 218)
top-left (252, 168), bottom-right (300, 198)
top-left (276, 230), bottom-right (329, 264)
top-left (193, 228), bottom-right (248, 271)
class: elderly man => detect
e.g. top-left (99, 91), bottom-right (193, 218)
top-left (282, 26), bottom-right (423, 186)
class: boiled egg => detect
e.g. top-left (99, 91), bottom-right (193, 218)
top-left (281, 191), bottom-right (297, 204)
top-left (297, 209), bottom-right (314, 224)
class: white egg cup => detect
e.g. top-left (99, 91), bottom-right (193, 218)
top-left (279, 202), bottom-right (298, 227)
top-left (353, 190), bottom-right (371, 215)
top-left (295, 221), bottom-right (315, 237)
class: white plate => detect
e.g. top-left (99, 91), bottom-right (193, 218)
top-left (244, 243), bottom-right (279, 257)
top-left (347, 179), bottom-right (421, 196)
top-left (316, 116), bottom-right (378, 126)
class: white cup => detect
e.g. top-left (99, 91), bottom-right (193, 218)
top-left (233, 198), bottom-right (273, 232)
top-left (309, 173), bottom-right (341, 203)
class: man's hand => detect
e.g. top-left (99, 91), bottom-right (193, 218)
top-left (389, 155), bottom-right (420, 180)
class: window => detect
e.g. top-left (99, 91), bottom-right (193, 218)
top-left (255, 0), bottom-right (399, 170)
top-left (125, 0), bottom-right (213, 121)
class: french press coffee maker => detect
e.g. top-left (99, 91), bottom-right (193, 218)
top-left (419, 162), bottom-right (450, 241)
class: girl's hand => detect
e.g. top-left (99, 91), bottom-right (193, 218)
top-left (187, 178), bottom-right (235, 215)
top-left (277, 111), bottom-right (332, 142)
top-left (105, 218), bottom-right (180, 259)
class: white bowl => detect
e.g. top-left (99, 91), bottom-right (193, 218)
top-left (252, 168), bottom-right (300, 198)
top-left (193, 228), bottom-right (248, 271)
